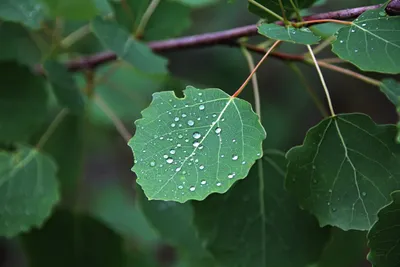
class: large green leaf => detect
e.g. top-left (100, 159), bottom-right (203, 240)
top-left (258, 23), bottom-right (320, 44)
top-left (0, 22), bottom-right (43, 66)
top-left (193, 151), bottom-right (329, 267)
top-left (91, 18), bottom-right (168, 75)
top-left (249, 0), bottom-right (317, 21)
top-left (0, 62), bottom-right (49, 142)
top-left (44, 61), bottom-right (85, 114)
top-left (313, 228), bottom-right (367, 267)
top-left (286, 113), bottom-right (400, 231)
top-left (332, 7), bottom-right (400, 74)
top-left (380, 78), bottom-right (400, 106)
top-left (137, 186), bottom-right (216, 266)
top-left (367, 190), bottom-right (400, 267)
top-left (129, 86), bottom-right (266, 202)
top-left (21, 209), bottom-right (126, 267)
top-left (74, 61), bottom-right (165, 125)
top-left (0, 0), bottom-right (45, 29)
top-left (112, 0), bottom-right (192, 41)
top-left (0, 145), bottom-right (59, 237)
top-left (40, 0), bottom-right (98, 20)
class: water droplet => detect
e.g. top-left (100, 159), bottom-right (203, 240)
top-left (228, 172), bottom-right (236, 179)
top-left (193, 132), bottom-right (201, 139)
top-left (159, 136), bottom-right (164, 140)
top-left (339, 40), bottom-right (344, 43)
top-left (212, 114), bottom-right (217, 118)
top-left (354, 49), bottom-right (358, 53)
top-left (199, 105), bottom-right (205, 110)
top-left (170, 149), bottom-right (176, 155)
top-left (232, 155), bottom-right (238, 161)
top-left (174, 117), bottom-right (179, 122)
top-left (171, 123), bottom-right (176, 127)
top-left (221, 154), bottom-right (225, 158)
top-left (201, 180), bottom-right (207, 185)
top-left (328, 189), bottom-right (332, 193)
top-left (242, 161), bottom-right (246, 165)
top-left (182, 113), bottom-right (187, 118)
top-left (327, 202), bottom-right (331, 206)
top-left (312, 179), bottom-right (318, 184)
top-left (331, 207), bottom-right (337, 212)
top-left (199, 165), bottom-right (205, 170)
top-left (176, 167), bottom-right (181, 172)
top-left (351, 29), bottom-right (355, 33)
top-left (215, 127), bottom-right (222, 134)
top-left (178, 134), bottom-right (183, 139)
top-left (232, 139), bottom-right (236, 143)
top-left (189, 186), bottom-right (196, 191)
top-left (163, 155), bottom-right (169, 159)
top-left (379, 11), bottom-right (386, 17)
top-left (361, 23), bottom-right (366, 27)
top-left (198, 92), bottom-right (203, 96)
top-left (187, 120), bottom-right (194, 126)
top-left (193, 141), bottom-right (200, 148)
top-left (362, 192), bottom-right (367, 197)
top-left (150, 161), bottom-right (156, 167)
top-left (178, 185), bottom-right (183, 189)
top-left (216, 182), bottom-right (222, 187)
top-left (166, 158), bottom-right (174, 164)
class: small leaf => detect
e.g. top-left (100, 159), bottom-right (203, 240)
top-left (40, 0), bottom-right (99, 20)
top-left (367, 190), bottom-right (400, 267)
top-left (249, 0), bottom-right (317, 21)
top-left (0, 145), bottom-right (59, 237)
top-left (0, 62), bottom-right (49, 142)
top-left (286, 113), bottom-right (400, 231)
top-left (44, 61), bottom-right (85, 114)
top-left (0, 0), bottom-right (45, 29)
top-left (128, 86), bottom-right (266, 202)
top-left (332, 7), bottom-right (400, 74)
top-left (137, 186), bottom-right (216, 266)
top-left (194, 151), bottom-right (330, 267)
top-left (21, 209), bottom-right (126, 267)
top-left (379, 78), bottom-right (400, 106)
top-left (91, 18), bottom-right (168, 75)
top-left (0, 22), bottom-right (43, 66)
top-left (258, 23), bottom-right (320, 44)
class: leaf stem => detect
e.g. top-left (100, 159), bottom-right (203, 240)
top-left (306, 45), bottom-right (335, 117)
top-left (312, 60), bottom-right (381, 87)
top-left (240, 46), bottom-right (262, 118)
top-left (257, 159), bottom-right (266, 266)
top-left (289, 0), bottom-right (303, 22)
top-left (288, 63), bottom-right (328, 118)
top-left (61, 24), bottom-right (91, 49)
top-left (248, 0), bottom-right (285, 22)
top-left (310, 35), bottom-right (336, 55)
top-left (94, 94), bottom-right (132, 142)
top-left (278, 0), bottom-right (289, 23)
top-left (36, 108), bottom-right (69, 150)
top-left (232, 40), bottom-right (281, 98)
top-left (135, 0), bottom-right (161, 38)
top-left (294, 19), bottom-right (352, 27)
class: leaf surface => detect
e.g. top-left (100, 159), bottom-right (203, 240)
top-left (332, 8), bottom-right (400, 74)
top-left (129, 86), bottom-right (266, 202)
top-left (44, 61), bottom-right (85, 114)
top-left (286, 113), bottom-right (400, 231)
top-left (380, 78), bottom-right (400, 106)
top-left (258, 23), bottom-right (320, 44)
top-left (0, 0), bottom-right (45, 29)
top-left (91, 18), bottom-right (168, 75)
top-left (0, 145), bottom-right (59, 237)
top-left (194, 151), bottom-right (330, 267)
top-left (367, 190), bottom-right (400, 267)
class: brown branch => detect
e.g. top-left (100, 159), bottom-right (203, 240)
top-left (34, 2), bottom-right (400, 74)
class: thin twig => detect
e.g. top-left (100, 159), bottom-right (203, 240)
top-left (61, 24), bottom-right (91, 49)
top-left (248, 0), bottom-right (285, 21)
top-left (94, 94), bottom-right (132, 142)
top-left (310, 35), bottom-right (336, 55)
top-left (33, 3), bottom-right (396, 74)
top-left (306, 45), bottom-right (335, 116)
top-left (135, 0), bottom-right (161, 38)
top-left (232, 41), bottom-right (281, 98)
top-left (36, 109), bottom-right (69, 150)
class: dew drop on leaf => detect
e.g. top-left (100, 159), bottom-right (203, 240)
top-left (199, 104), bottom-right (205, 110)
top-left (174, 117), bottom-right (179, 122)
top-left (215, 127), bottom-right (222, 134)
top-left (150, 161), bottom-right (156, 167)
top-left (170, 149), bottom-right (176, 155)
top-left (232, 155), bottom-right (238, 161)
top-left (201, 180), bottom-right (206, 185)
top-left (193, 132), bottom-right (201, 139)
top-left (216, 182), bottom-right (222, 187)
top-left (199, 165), bottom-right (205, 170)
top-left (228, 172), bottom-right (236, 179)
top-left (187, 120), bottom-right (194, 126)
top-left (166, 158), bottom-right (174, 164)
top-left (193, 141), bottom-right (200, 148)
top-left (189, 186), bottom-right (196, 191)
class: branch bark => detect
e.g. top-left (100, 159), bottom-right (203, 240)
top-left (34, 2), bottom-right (400, 74)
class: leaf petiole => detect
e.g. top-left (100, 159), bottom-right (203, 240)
top-left (248, 0), bottom-right (285, 22)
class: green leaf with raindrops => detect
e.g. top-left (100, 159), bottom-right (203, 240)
top-left (258, 23), bottom-right (321, 44)
top-left (331, 7), bottom-right (400, 74)
top-left (367, 190), bottom-right (400, 267)
top-left (128, 86), bottom-right (266, 203)
top-left (286, 113), bottom-right (400, 231)
top-left (378, 79), bottom-right (400, 143)
top-left (0, 145), bottom-right (59, 237)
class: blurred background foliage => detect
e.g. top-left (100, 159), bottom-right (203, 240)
top-left (0, 0), bottom-right (398, 266)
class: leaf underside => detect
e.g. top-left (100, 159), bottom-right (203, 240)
top-left (258, 23), bottom-right (321, 44)
top-left (286, 113), bottom-right (400, 231)
top-left (129, 86), bottom-right (266, 203)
